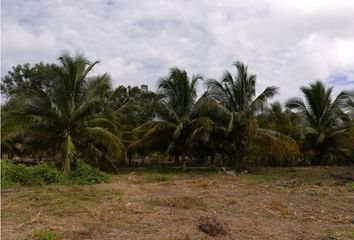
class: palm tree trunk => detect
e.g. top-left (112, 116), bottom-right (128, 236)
top-left (312, 145), bottom-right (325, 165)
top-left (174, 153), bottom-right (180, 165)
top-left (227, 153), bottom-right (233, 166)
top-left (182, 153), bottom-right (187, 171)
top-left (233, 147), bottom-right (246, 172)
top-left (211, 153), bottom-right (216, 166)
top-left (124, 152), bottom-right (128, 164)
top-left (128, 153), bottom-right (132, 165)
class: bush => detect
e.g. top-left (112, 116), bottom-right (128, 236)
top-left (70, 160), bottom-right (109, 185)
top-left (1, 161), bottom-right (41, 186)
top-left (33, 164), bottom-right (64, 184)
top-left (1, 160), bottom-right (109, 188)
top-left (1, 161), bottom-right (63, 187)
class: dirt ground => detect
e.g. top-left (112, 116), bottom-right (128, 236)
top-left (1, 167), bottom-right (354, 240)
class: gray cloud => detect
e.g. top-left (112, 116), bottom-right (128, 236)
top-left (2, 0), bottom-right (354, 101)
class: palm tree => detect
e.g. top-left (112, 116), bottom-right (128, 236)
top-left (205, 61), bottom-right (299, 170)
top-left (2, 53), bottom-right (124, 174)
top-left (101, 85), bottom-right (159, 165)
top-left (286, 81), bottom-right (353, 164)
top-left (256, 101), bottom-right (306, 165)
top-left (129, 67), bottom-right (212, 171)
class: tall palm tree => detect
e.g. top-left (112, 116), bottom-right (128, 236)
top-left (2, 53), bottom-right (124, 174)
top-left (286, 81), bottom-right (353, 164)
top-left (205, 61), bottom-right (299, 170)
top-left (129, 67), bottom-right (212, 171)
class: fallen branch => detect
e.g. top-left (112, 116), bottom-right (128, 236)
top-left (17, 210), bottom-right (42, 228)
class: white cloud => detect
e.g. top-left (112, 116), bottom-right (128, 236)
top-left (1, 0), bottom-right (354, 101)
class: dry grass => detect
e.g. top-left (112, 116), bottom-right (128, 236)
top-left (146, 196), bottom-right (207, 210)
top-left (2, 166), bottom-right (354, 240)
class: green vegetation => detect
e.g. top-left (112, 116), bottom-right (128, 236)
top-left (286, 81), bottom-right (354, 165)
top-left (1, 51), bottom-right (353, 177)
top-left (1, 161), bottom-right (63, 188)
top-left (70, 160), bottom-right (109, 185)
top-left (1, 160), bottom-right (109, 188)
top-left (346, 182), bottom-right (354, 192)
top-left (33, 229), bottom-right (61, 240)
top-left (2, 167), bottom-right (353, 239)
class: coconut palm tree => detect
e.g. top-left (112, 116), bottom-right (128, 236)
top-left (2, 53), bottom-right (124, 174)
top-left (100, 85), bottom-right (160, 165)
top-left (205, 61), bottom-right (299, 170)
top-left (129, 67), bottom-right (212, 171)
top-left (286, 81), bottom-right (353, 164)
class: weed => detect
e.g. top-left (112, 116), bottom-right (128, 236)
top-left (114, 191), bottom-right (124, 201)
top-left (33, 229), bottom-right (61, 240)
top-left (1, 160), bottom-right (109, 188)
top-left (309, 188), bottom-right (328, 196)
top-left (70, 161), bottom-right (109, 185)
top-left (327, 230), bottom-right (338, 240)
top-left (1, 161), bottom-right (62, 187)
top-left (345, 182), bottom-right (354, 192)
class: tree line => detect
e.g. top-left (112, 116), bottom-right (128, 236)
top-left (1, 52), bottom-right (353, 174)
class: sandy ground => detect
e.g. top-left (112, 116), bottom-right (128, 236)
top-left (1, 167), bottom-right (354, 240)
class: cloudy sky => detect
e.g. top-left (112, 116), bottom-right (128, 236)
top-left (2, 0), bottom-right (354, 102)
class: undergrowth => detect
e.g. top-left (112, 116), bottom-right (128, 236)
top-left (1, 160), bottom-right (109, 188)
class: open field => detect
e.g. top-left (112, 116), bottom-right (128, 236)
top-left (1, 167), bottom-right (354, 240)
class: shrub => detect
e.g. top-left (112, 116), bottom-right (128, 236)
top-left (32, 164), bottom-right (64, 184)
top-left (1, 161), bottom-right (41, 186)
top-left (70, 160), bottom-right (109, 185)
top-left (1, 160), bottom-right (109, 188)
top-left (1, 161), bottom-right (19, 188)
top-left (1, 161), bottom-right (63, 187)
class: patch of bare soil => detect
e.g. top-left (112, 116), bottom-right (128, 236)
top-left (197, 216), bottom-right (227, 236)
top-left (1, 166), bottom-right (354, 240)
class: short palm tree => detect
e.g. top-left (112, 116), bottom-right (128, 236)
top-left (2, 53), bottom-right (124, 174)
top-left (286, 81), bottom-right (353, 164)
top-left (129, 67), bottom-right (212, 171)
top-left (206, 61), bottom-right (299, 170)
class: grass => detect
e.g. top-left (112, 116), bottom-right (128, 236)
top-left (326, 228), bottom-right (354, 240)
top-left (33, 229), bottom-right (61, 240)
top-left (308, 188), bottom-right (329, 197)
top-left (1, 185), bottom-right (120, 221)
top-left (242, 174), bottom-right (278, 183)
top-left (121, 166), bottom-right (220, 184)
top-left (130, 172), bottom-right (176, 183)
top-left (2, 166), bottom-right (353, 240)
top-left (346, 182), bottom-right (354, 192)
top-left (114, 191), bottom-right (124, 201)
top-left (146, 196), bottom-right (207, 210)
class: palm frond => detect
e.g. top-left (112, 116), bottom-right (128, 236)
top-left (257, 128), bottom-right (299, 160)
